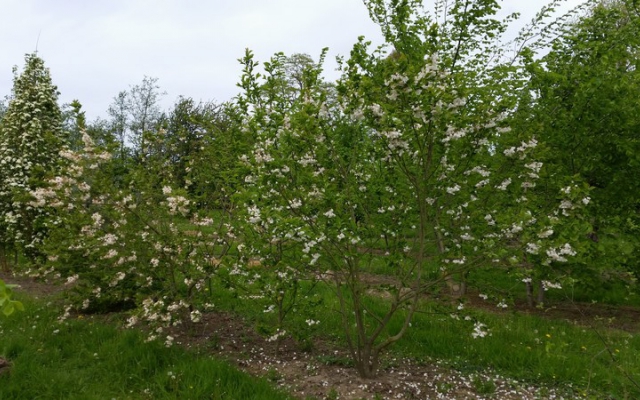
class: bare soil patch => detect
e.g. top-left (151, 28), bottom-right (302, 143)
top-left (0, 357), bottom-right (10, 377)
top-left (167, 310), bottom-right (571, 400)
top-left (462, 288), bottom-right (640, 333)
top-left (355, 272), bottom-right (640, 333)
top-left (0, 272), bottom-right (66, 299)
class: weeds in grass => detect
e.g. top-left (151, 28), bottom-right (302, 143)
top-left (471, 374), bottom-right (497, 395)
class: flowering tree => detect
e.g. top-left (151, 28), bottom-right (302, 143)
top-left (36, 133), bottom-right (238, 342)
top-left (0, 53), bottom-right (63, 263)
top-left (237, 0), bottom-right (588, 377)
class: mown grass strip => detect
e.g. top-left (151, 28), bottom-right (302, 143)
top-left (0, 296), bottom-right (293, 400)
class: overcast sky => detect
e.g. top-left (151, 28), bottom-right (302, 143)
top-left (1, 0), bottom-right (585, 122)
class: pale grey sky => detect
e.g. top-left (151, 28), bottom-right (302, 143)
top-left (1, 0), bottom-right (585, 121)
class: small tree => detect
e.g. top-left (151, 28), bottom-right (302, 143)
top-left (107, 90), bottom-right (130, 160)
top-left (129, 76), bottom-right (166, 159)
top-left (237, 0), bottom-right (587, 378)
top-left (61, 99), bottom-right (88, 152)
top-left (106, 76), bottom-right (166, 161)
top-left (38, 133), bottom-right (237, 339)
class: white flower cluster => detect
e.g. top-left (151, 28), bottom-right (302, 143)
top-left (166, 195), bottom-right (190, 216)
top-left (381, 130), bottom-right (410, 155)
top-left (446, 184), bottom-right (461, 195)
top-left (503, 138), bottom-right (538, 159)
top-left (541, 280), bottom-right (563, 290)
top-left (109, 271), bottom-right (126, 287)
top-left (496, 178), bottom-right (512, 191)
top-left (443, 126), bottom-right (467, 143)
top-left (526, 242), bottom-right (540, 254)
top-left (545, 243), bottom-right (576, 264)
top-left (266, 329), bottom-right (287, 342)
top-left (472, 322), bottom-right (490, 339)
top-left (29, 187), bottom-right (58, 207)
top-left (464, 165), bottom-right (491, 178)
top-left (190, 310), bottom-right (202, 323)
top-left (247, 205), bottom-right (261, 224)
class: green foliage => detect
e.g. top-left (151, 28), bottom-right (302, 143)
top-left (61, 99), bottom-right (88, 151)
top-left (158, 98), bottom-right (249, 210)
top-left (0, 278), bottom-right (24, 316)
top-left (520, 0), bottom-right (640, 283)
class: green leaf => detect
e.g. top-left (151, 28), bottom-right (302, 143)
top-left (3, 302), bottom-right (15, 317)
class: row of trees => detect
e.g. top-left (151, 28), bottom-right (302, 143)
top-left (1, 0), bottom-right (638, 378)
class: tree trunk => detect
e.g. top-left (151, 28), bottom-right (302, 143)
top-left (0, 244), bottom-right (14, 274)
top-left (435, 226), bottom-right (467, 297)
top-left (0, 246), bottom-right (6, 273)
top-left (526, 281), bottom-right (534, 307)
top-left (355, 344), bottom-right (379, 379)
top-left (536, 279), bottom-right (545, 306)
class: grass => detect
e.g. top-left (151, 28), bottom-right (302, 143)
top-left (467, 265), bottom-right (640, 306)
top-left (208, 274), bottom-right (640, 399)
top-left (398, 304), bottom-right (640, 398)
top-left (0, 296), bottom-right (294, 400)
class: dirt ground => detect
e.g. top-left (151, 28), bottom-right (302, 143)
top-left (465, 289), bottom-right (640, 334)
top-left (1, 272), bottom-right (66, 299)
top-left (4, 272), bottom-right (634, 399)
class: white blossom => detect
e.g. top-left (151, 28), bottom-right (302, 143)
top-left (472, 322), bottom-right (489, 338)
top-left (538, 229), bottom-right (554, 239)
top-left (526, 242), bottom-right (540, 254)
top-left (323, 209), bottom-right (336, 218)
top-left (446, 184), bottom-right (461, 195)
top-left (542, 280), bottom-right (563, 290)
top-left (496, 178), bottom-right (512, 191)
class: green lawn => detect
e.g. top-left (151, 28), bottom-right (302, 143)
top-left (0, 296), bottom-right (293, 400)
